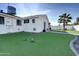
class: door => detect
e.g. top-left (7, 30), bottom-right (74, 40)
top-left (43, 22), bottom-right (46, 32)
top-left (6, 20), bottom-right (13, 33)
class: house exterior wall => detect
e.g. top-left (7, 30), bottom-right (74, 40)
top-left (23, 15), bottom-right (49, 33)
top-left (0, 15), bottom-right (23, 34)
top-left (23, 18), bottom-right (42, 32)
top-left (42, 15), bottom-right (49, 32)
top-left (0, 14), bottom-right (49, 34)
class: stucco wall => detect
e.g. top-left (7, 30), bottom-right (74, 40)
top-left (23, 17), bottom-right (43, 32)
top-left (23, 15), bottom-right (49, 33)
top-left (0, 15), bottom-right (23, 34)
top-left (0, 14), bottom-right (49, 34)
top-left (42, 15), bottom-right (49, 32)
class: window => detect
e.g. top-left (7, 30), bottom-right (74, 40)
top-left (24, 19), bottom-right (29, 23)
top-left (17, 20), bottom-right (21, 25)
top-left (0, 16), bottom-right (4, 24)
top-left (32, 19), bottom-right (35, 23)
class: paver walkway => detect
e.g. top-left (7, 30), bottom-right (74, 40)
top-left (70, 36), bottom-right (79, 56)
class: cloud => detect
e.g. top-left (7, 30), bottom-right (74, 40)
top-left (31, 10), bottom-right (51, 14)
top-left (14, 3), bottom-right (51, 17)
top-left (15, 4), bottom-right (57, 26)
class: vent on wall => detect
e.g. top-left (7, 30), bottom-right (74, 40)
top-left (33, 28), bottom-right (36, 31)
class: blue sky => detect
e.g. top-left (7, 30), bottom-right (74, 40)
top-left (0, 3), bottom-right (79, 26)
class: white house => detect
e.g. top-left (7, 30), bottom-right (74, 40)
top-left (23, 15), bottom-right (50, 32)
top-left (0, 13), bottom-right (24, 34)
top-left (0, 13), bottom-right (50, 34)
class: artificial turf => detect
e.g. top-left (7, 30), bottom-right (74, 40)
top-left (0, 32), bottom-right (75, 56)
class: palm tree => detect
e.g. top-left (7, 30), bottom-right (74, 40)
top-left (58, 13), bottom-right (72, 30)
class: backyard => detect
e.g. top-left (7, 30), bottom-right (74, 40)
top-left (0, 32), bottom-right (75, 56)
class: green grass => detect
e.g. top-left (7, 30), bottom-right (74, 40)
top-left (0, 32), bottom-right (75, 56)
